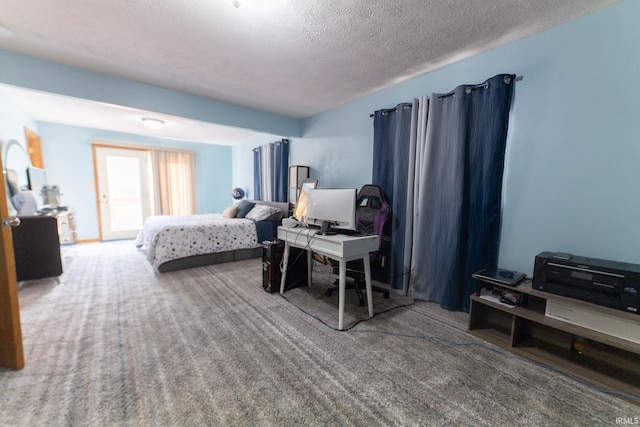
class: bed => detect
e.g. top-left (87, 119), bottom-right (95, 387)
top-left (135, 200), bottom-right (289, 272)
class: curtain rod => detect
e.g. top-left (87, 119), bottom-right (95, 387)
top-left (252, 138), bottom-right (289, 152)
top-left (369, 75), bottom-right (522, 117)
top-left (90, 139), bottom-right (195, 154)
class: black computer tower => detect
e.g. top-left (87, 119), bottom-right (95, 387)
top-left (262, 240), bottom-right (308, 293)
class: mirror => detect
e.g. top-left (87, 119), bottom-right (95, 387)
top-left (3, 139), bottom-right (32, 215)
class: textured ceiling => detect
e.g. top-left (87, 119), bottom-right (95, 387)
top-left (0, 0), bottom-right (619, 144)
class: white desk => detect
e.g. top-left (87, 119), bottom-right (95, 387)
top-left (278, 226), bottom-right (380, 330)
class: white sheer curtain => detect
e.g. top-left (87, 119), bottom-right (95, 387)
top-left (261, 143), bottom-right (274, 201)
top-left (403, 96), bottom-right (428, 294)
top-left (151, 149), bottom-right (195, 215)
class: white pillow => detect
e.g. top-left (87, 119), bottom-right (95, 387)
top-left (245, 204), bottom-right (282, 221)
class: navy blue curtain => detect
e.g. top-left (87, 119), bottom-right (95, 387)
top-left (273, 139), bottom-right (289, 202)
top-left (412, 74), bottom-right (515, 311)
top-left (253, 139), bottom-right (289, 202)
top-left (372, 103), bottom-right (413, 288)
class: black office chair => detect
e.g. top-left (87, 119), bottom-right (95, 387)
top-left (324, 184), bottom-right (392, 306)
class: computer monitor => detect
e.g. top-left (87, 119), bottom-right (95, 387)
top-left (305, 188), bottom-right (357, 234)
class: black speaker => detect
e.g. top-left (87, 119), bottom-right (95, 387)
top-left (262, 240), bottom-right (308, 293)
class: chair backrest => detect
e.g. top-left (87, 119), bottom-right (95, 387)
top-left (355, 185), bottom-right (391, 251)
top-left (326, 185), bottom-right (391, 276)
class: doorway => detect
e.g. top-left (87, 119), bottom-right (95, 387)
top-left (94, 146), bottom-right (152, 241)
top-left (24, 127), bottom-right (43, 168)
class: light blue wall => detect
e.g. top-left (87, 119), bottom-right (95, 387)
top-left (486, 2), bottom-right (640, 274)
top-left (231, 133), bottom-right (280, 200)
top-left (0, 94), bottom-right (232, 240)
top-left (37, 123), bottom-right (232, 240)
top-left (0, 92), bottom-right (40, 214)
top-left (0, 92), bottom-right (38, 151)
top-left (2, 1), bottom-right (638, 274)
top-left (234, 1), bottom-right (640, 273)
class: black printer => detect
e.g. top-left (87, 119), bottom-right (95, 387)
top-left (533, 251), bottom-right (640, 314)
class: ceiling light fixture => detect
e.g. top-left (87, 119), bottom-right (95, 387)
top-left (142, 117), bottom-right (165, 130)
top-left (223, 0), bottom-right (257, 9)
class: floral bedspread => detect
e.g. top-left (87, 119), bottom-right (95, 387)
top-left (135, 214), bottom-right (258, 271)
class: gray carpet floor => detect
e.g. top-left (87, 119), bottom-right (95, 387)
top-left (0, 241), bottom-right (637, 426)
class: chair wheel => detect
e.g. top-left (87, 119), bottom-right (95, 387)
top-left (383, 292), bottom-right (390, 299)
top-left (324, 289), bottom-right (334, 297)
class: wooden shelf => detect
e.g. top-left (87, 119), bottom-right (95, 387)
top-left (469, 276), bottom-right (640, 402)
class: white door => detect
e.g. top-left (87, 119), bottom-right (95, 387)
top-left (95, 146), bottom-right (152, 241)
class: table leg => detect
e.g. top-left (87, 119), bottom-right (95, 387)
top-left (363, 255), bottom-right (373, 318)
top-left (338, 260), bottom-right (346, 330)
top-left (306, 250), bottom-right (313, 287)
top-left (279, 242), bottom-right (290, 295)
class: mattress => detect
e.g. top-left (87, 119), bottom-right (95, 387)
top-left (135, 214), bottom-right (260, 271)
